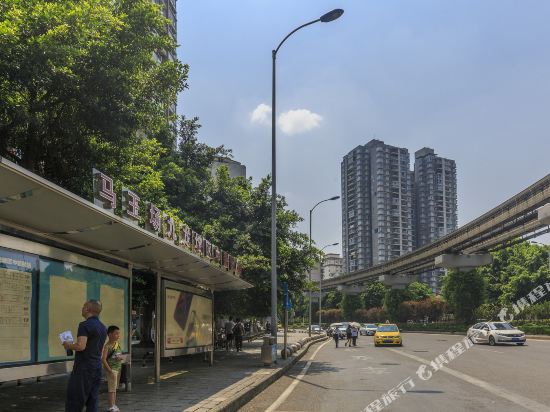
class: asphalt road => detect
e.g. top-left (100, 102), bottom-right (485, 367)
top-left (239, 333), bottom-right (550, 412)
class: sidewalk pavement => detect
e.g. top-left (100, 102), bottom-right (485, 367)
top-left (0, 331), bottom-right (328, 412)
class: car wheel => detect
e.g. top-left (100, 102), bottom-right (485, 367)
top-left (489, 336), bottom-right (496, 346)
top-left (374, 343), bottom-right (379, 347)
top-left (516, 343), bottom-right (524, 346)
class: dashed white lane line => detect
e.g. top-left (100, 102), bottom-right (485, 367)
top-left (265, 340), bottom-right (331, 412)
top-left (387, 348), bottom-right (550, 412)
top-left (471, 347), bottom-right (504, 354)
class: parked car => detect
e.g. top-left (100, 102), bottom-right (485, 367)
top-left (467, 322), bottom-right (526, 346)
top-left (328, 323), bottom-right (346, 339)
top-left (360, 323), bottom-right (378, 336)
top-left (311, 324), bottom-right (322, 334)
top-left (374, 324), bottom-right (402, 346)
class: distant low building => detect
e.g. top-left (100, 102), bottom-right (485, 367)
top-left (309, 253), bottom-right (344, 282)
top-left (210, 157), bottom-right (246, 179)
top-left (322, 253), bottom-right (344, 279)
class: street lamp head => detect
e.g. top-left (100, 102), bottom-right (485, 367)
top-left (320, 8), bottom-right (344, 23)
top-left (331, 242), bottom-right (339, 246)
top-left (329, 196), bottom-right (340, 201)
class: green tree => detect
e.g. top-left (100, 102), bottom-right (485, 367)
top-left (341, 294), bottom-right (362, 320)
top-left (405, 281), bottom-right (434, 302)
top-left (323, 290), bottom-right (343, 309)
top-left (361, 281), bottom-right (387, 309)
top-left (0, 0), bottom-right (186, 197)
top-left (477, 243), bottom-right (550, 305)
top-left (384, 289), bottom-right (406, 322)
top-left (442, 269), bottom-right (486, 324)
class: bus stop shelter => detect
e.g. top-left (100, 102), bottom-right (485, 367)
top-left (0, 156), bottom-right (252, 385)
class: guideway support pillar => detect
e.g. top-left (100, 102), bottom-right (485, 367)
top-left (538, 203), bottom-right (550, 225)
top-left (378, 274), bottom-right (417, 290)
top-left (336, 285), bottom-right (362, 295)
top-left (434, 253), bottom-right (492, 272)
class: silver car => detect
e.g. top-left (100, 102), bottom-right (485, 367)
top-left (467, 321), bottom-right (526, 346)
top-left (360, 323), bottom-right (378, 336)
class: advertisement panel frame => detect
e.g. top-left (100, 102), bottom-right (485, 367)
top-left (0, 233), bottom-right (131, 383)
top-left (161, 279), bottom-right (213, 358)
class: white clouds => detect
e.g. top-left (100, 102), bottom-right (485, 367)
top-left (278, 109), bottom-right (322, 135)
top-left (250, 103), bottom-right (272, 126)
top-left (250, 104), bottom-right (323, 135)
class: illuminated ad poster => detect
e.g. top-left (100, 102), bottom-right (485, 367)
top-left (0, 247), bottom-right (37, 365)
top-left (37, 258), bottom-right (129, 361)
top-left (165, 288), bottom-right (212, 349)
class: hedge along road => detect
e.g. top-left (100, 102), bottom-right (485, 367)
top-left (239, 332), bottom-right (550, 412)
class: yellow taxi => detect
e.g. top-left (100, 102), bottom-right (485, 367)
top-left (374, 324), bottom-right (402, 346)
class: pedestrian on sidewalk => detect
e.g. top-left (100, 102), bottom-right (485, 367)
top-left (233, 318), bottom-right (245, 352)
top-left (333, 328), bottom-right (339, 348)
top-left (345, 325), bottom-right (352, 347)
top-left (351, 326), bottom-right (358, 346)
top-left (102, 325), bottom-right (124, 412)
top-left (63, 299), bottom-right (107, 412)
top-left (225, 316), bottom-right (235, 350)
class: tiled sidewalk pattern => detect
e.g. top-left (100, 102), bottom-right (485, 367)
top-left (0, 332), bottom-right (324, 412)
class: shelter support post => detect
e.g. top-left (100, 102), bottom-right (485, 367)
top-left (210, 291), bottom-right (214, 366)
top-left (127, 263), bottom-right (133, 391)
top-left (154, 272), bottom-right (161, 383)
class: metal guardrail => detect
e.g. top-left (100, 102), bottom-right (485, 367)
top-left (325, 174), bottom-right (550, 287)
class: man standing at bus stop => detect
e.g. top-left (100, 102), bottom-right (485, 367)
top-left (63, 299), bottom-right (107, 412)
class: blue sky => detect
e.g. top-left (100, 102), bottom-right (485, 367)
top-left (176, 1), bottom-right (550, 254)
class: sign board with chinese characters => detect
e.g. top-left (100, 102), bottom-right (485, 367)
top-left (92, 169), bottom-right (242, 278)
top-left (0, 247), bottom-right (37, 365)
top-left (93, 168), bottom-right (116, 212)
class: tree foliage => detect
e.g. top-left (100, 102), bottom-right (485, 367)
top-left (0, 0), bottom-right (319, 320)
top-left (341, 294), bottom-right (362, 320)
top-left (384, 289), bottom-right (406, 322)
top-left (361, 281), bottom-right (386, 309)
top-left (0, 0), bottom-right (186, 197)
top-left (442, 269), bottom-right (486, 324)
top-left (477, 242), bottom-right (550, 305)
top-left (404, 281), bottom-right (434, 302)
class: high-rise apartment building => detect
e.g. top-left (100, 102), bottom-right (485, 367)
top-left (414, 148), bottom-right (458, 246)
top-left (341, 141), bottom-right (458, 293)
top-left (414, 148), bottom-right (458, 292)
top-left (153, 0), bottom-right (177, 121)
top-left (341, 140), bottom-right (414, 273)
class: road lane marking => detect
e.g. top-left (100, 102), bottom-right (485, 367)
top-left (359, 366), bottom-right (388, 375)
top-left (472, 347), bottom-right (504, 354)
top-left (387, 348), bottom-right (550, 412)
top-left (265, 340), bottom-right (331, 412)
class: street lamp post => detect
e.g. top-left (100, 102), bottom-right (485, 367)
top-left (319, 242), bottom-right (339, 329)
top-left (308, 195), bottom-right (340, 336)
top-left (271, 9), bottom-right (344, 339)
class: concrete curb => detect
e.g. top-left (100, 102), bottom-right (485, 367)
top-left (214, 335), bottom-right (330, 412)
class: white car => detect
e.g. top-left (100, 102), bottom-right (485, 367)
top-left (360, 323), bottom-right (378, 336)
top-left (467, 322), bottom-right (526, 346)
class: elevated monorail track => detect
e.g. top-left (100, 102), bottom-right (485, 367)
top-left (324, 173), bottom-right (550, 288)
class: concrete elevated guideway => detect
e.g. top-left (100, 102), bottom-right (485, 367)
top-left (325, 174), bottom-right (550, 289)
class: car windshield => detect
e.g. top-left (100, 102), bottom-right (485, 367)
top-left (377, 325), bottom-right (398, 332)
top-left (490, 323), bottom-right (514, 330)
top-left (366, 324), bottom-right (377, 328)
